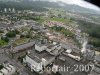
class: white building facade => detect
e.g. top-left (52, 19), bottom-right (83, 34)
top-left (35, 44), bottom-right (47, 52)
top-left (0, 64), bottom-right (16, 75)
top-left (23, 55), bottom-right (42, 72)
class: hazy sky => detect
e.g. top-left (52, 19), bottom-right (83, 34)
top-left (53, 0), bottom-right (100, 11)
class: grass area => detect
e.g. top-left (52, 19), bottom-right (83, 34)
top-left (47, 8), bottom-right (72, 23)
top-left (14, 38), bottom-right (30, 46)
top-left (37, 17), bottom-right (45, 23)
top-left (48, 8), bottom-right (66, 16)
top-left (0, 40), bottom-right (8, 47)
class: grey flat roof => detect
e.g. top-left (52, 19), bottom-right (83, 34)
top-left (47, 44), bottom-right (55, 49)
top-left (11, 42), bottom-right (35, 53)
top-left (28, 49), bottom-right (55, 61)
top-left (27, 54), bottom-right (42, 63)
top-left (55, 55), bottom-right (87, 75)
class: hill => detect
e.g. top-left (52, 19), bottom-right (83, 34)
top-left (0, 0), bottom-right (100, 15)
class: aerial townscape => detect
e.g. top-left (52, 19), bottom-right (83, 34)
top-left (0, 0), bottom-right (100, 75)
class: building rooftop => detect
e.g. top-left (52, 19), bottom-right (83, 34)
top-left (27, 49), bottom-right (55, 61)
top-left (35, 40), bottom-right (49, 47)
top-left (27, 54), bottom-right (42, 63)
top-left (55, 54), bottom-right (87, 75)
top-left (32, 25), bottom-right (40, 30)
top-left (0, 23), bottom-right (14, 28)
top-left (11, 41), bottom-right (35, 53)
top-left (95, 55), bottom-right (100, 62)
top-left (47, 44), bottom-right (55, 49)
top-left (35, 42), bottom-right (46, 47)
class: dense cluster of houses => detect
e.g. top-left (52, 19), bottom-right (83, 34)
top-left (44, 21), bottom-right (64, 27)
top-left (0, 63), bottom-right (16, 75)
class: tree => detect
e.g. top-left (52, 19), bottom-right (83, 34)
top-left (20, 34), bottom-right (25, 38)
top-left (58, 14), bottom-right (62, 18)
top-left (51, 26), bottom-right (74, 37)
top-left (1, 36), bottom-right (9, 42)
top-left (6, 31), bottom-right (16, 38)
top-left (0, 64), bottom-right (3, 70)
top-left (26, 34), bottom-right (31, 38)
top-left (4, 37), bottom-right (9, 42)
top-left (14, 29), bottom-right (20, 34)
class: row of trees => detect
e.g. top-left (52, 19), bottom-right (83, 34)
top-left (51, 26), bottom-right (74, 37)
top-left (17, 15), bottom-right (41, 21)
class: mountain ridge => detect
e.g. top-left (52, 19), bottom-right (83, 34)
top-left (0, 0), bottom-right (99, 15)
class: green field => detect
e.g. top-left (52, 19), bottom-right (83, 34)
top-left (46, 18), bottom-right (71, 24)
top-left (0, 40), bottom-right (8, 47)
top-left (37, 17), bottom-right (45, 23)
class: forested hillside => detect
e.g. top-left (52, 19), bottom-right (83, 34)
top-left (77, 20), bottom-right (100, 48)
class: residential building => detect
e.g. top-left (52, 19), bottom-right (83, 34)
top-left (0, 64), bottom-right (16, 75)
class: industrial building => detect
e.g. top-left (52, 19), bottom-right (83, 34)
top-left (11, 41), bottom-right (35, 53)
top-left (62, 49), bottom-right (81, 61)
top-left (23, 49), bottom-right (55, 72)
